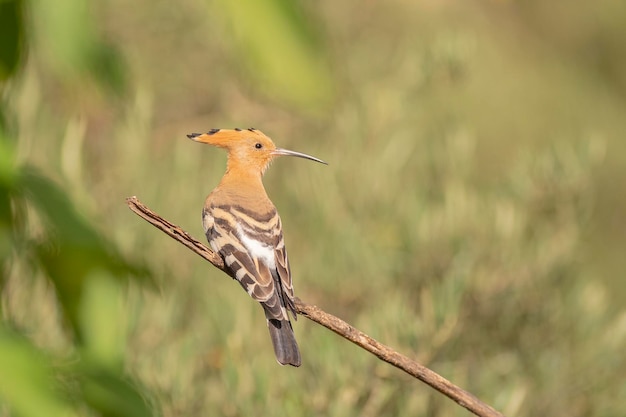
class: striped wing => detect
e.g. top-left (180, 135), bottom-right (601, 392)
top-left (203, 203), bottom-right (296, 321)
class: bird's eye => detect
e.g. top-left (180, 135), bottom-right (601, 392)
top-left (255, 143), bottom-right (263, 149)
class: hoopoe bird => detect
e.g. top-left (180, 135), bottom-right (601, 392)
top-left (187, 128), bottom-right (326, 367)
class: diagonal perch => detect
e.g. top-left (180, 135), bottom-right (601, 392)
top-left (125, 196), bottom-right (505, 417)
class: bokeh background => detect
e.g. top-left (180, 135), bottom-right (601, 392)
top-left (2, 0), bottom-right (626, 416)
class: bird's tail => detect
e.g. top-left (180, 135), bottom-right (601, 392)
top-left (266, 318), bottom-right (301, 367)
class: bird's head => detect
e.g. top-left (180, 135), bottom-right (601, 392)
top-left (187, 128), bottom-right (326, 175)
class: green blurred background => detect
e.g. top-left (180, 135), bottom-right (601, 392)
top-left (1, 0), bottom-right (626, 416)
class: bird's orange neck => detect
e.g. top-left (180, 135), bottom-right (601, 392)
top-left (216, 157), bottom-right (269, 196)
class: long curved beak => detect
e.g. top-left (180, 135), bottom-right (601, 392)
top-left (271, 148), bottom-right (328, 165)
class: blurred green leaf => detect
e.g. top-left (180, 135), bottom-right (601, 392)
top-left (0, 325), bottom-right (77, 417)
top-left (19, 166), bottom-right (149, 336)
top-left (0, 134), bottom-right (16, 229)
top-left (215, 0), bottom-right (333, 110)
top-left (77, 361), bottom-right (153, 417)
top-left (0, 326), bottom-right (151, 417)
top-left (80, 271), bottom-right (126, 367)
top-left (89, 43), bottom-right (128, 96)
top-left (31, 0), bottom-right (127, 94)
top-left (0, 133), bottom-right (17, 287)
top-left (0, 0), bottom-right (24, 81)
top-left (74, 273), bottom-right (154, 417)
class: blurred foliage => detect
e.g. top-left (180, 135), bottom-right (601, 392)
top-left (1, 2), bottom-right (151, 416)
top-left (0, 0), bottom-right (24, 81)
top-left (214, 0), bottom-right (333, 111)
top-left (30, 0), bottom-right (127, 94)
top-left (2, 0), bottom-right (626, 416)
top-left (22, 166), bottom-right (149, 334)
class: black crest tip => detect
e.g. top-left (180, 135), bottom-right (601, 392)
top-left (187, 132), bottom-right (202, 139)
top-left (207, 128), bottom-right (221, 135)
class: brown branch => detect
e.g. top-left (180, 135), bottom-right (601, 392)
top-left (126, 196), bottom-right (505, 417)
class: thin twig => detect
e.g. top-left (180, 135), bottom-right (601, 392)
top-left (126, 196), bottom-right (505, 417)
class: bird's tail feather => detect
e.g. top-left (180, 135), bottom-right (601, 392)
top-left (267, 319), bottom-right (301, 367)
